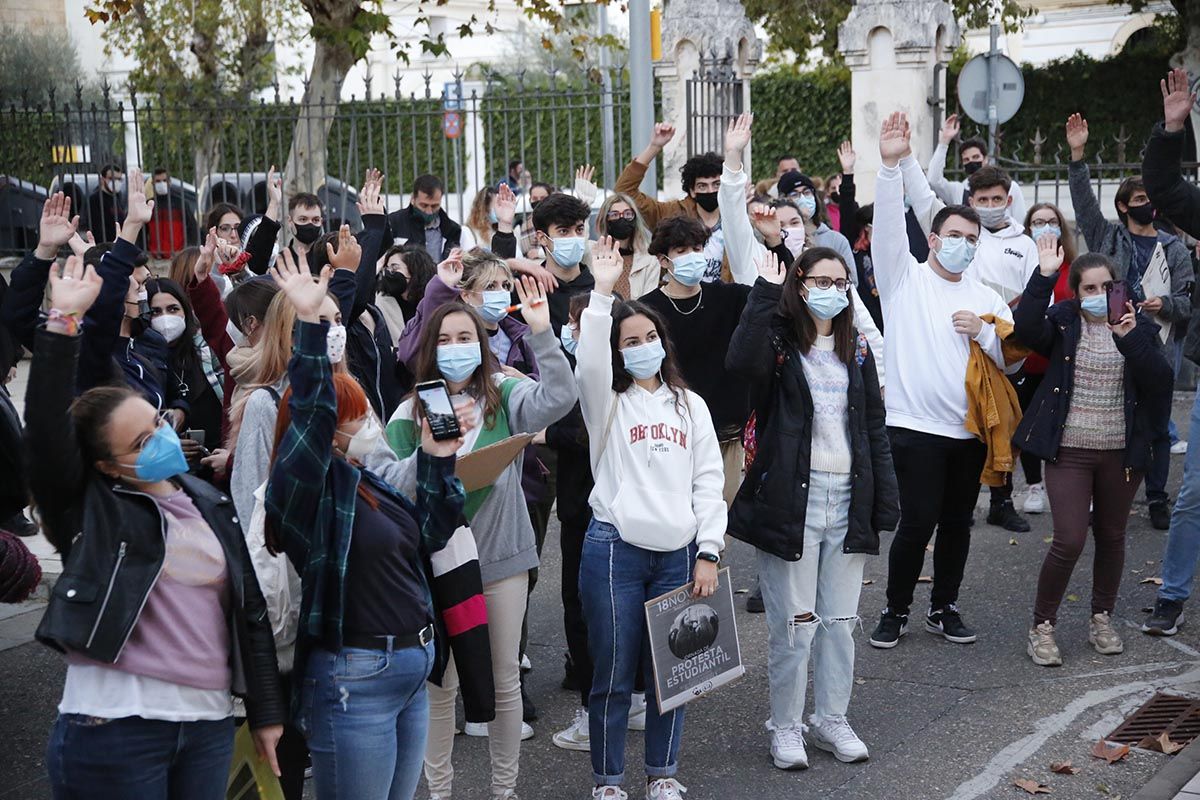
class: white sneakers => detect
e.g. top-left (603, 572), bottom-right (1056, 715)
top-left (462, 721), bottom-right (535, 741)
top-left (1023, 483), bottom-right (1047, 514)
top-left (553, 708), bottom-right (590, 751)
top-left (628, 692), bottom-right (648, 731)
top-left (770, 724), bottom-right (809, 769)
top-left (1172, 440), bottom-right (1189, 455)
top-left (645, 778), bottom-right (687, 799)
top-left (592, 788), bottom-right (628, 800)
top-left (808, 715), bottom-right (870, 763)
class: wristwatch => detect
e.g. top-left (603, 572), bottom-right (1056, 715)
top-left (696, 552), bottom-right (719, 564)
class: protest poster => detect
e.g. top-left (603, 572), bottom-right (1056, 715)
top-left (226, 723), bottom-right (283, 800)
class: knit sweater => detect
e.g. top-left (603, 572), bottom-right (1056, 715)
top-left (1061, 320), bottom-right (1126, 450)
top-left (800, 334), bottom-right (851, 473)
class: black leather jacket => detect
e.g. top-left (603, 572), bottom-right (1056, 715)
top-left (27, 329), bottom-right (284, 729)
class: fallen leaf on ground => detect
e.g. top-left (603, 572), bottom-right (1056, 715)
top-left (1140, 577), bottom-right (1164, 586)
top-left (1066, 594), bottom-right (1080, 602)
top-left (1009, 538), bottom-right (1019, 545)
top-left (1091, 740), bottom-right (1131, 764)
top-left (1049, 761), bottom-right (1080, 775)
top-left (1013, 778), bottom-right (1051, 794)
top-left (862, 579), bottom-right (875, 586)
top-left (917, 576), bottom-right (933, 583)
top-left (1137, 732), bottom-right (1185, 755)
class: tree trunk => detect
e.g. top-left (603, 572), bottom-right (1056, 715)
top-left (194, 124), bottom-right (223, 201)
top-left (284, 36), bottom-right (355, 195)
top-left (1174, 0), bottom-right (1200, 159)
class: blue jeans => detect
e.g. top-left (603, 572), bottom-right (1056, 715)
top-left (301, 641), bottom-right (435, 800)
top-left (47, 714), bottom-right (234, 800)
top-left (1161, 391), bottom-right (1200, 603)
top-left (579, 518), bottom-right (695, 786)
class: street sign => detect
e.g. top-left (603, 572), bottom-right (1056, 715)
top-left (442, 111), bottom-right (462, 140)
top-left (443, 81), bottom-right (462, 111)
top-left (957, 51), bottom-right (1024, 126)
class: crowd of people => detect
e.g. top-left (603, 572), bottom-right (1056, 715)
top-left (3, 67), bottom-right (1200, 800)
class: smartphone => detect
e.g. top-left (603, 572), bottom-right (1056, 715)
top-left (184, 429), bottom-right (210, 456)
top-left (1106, 280), bottom-right (1131, 326)
top-left (415, 379), bottom-right (463, 442)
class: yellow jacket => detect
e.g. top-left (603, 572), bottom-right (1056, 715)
top-left (965, 315), bottom-right (1031, 487)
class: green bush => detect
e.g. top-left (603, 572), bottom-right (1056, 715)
top-left (748, 65), bottom-right (852, 182)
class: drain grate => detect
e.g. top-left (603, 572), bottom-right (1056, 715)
top-left (1107, 692), bottom-right (1200, 746)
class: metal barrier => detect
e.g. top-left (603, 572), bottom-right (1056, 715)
top-left (0, 71), bottom-right (636, 256)
top-left (685, 52), bottom-right (744, 159)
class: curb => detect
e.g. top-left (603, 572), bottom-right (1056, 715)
top-left (1132, 738), bottom-right (1200, 800)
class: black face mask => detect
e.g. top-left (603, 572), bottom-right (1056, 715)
top-left (293, 223), bottom-right (322, 245)
top-left (693, 191), bottom-right (719, 212)
top-left (963, 161), bottom-right (983, 176)
top-left (380, 272), bottom-right (409, 298)
top-left (607, 218), bottom-right (636, 240)
top-left (1127, 202), bottom-right (1156, 226)
top-left (829, 191), bottom-right (841, 205)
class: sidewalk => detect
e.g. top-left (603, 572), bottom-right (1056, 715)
top-left (1133, 739), bottom-right (1200, 800)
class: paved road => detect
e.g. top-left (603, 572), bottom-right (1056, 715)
top-left (4, 397), bottom-right (1200, 800)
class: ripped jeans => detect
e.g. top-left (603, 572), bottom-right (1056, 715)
top-left (757, 470), bottom-right (865, 729)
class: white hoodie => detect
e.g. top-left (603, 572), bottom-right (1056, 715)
top-left (576, 291), bottom-right (727, 557)
top-left (972, 221), bottom-right (1039, 303)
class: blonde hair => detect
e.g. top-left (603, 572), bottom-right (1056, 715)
top-left (597, 193), bottom-right (652, 255)
top-left (460, 247), bottom-right (512, 293)
top-left (168, 247), bottom-right (201, 287)
top-left (466, 187), bottom-right (497, 247)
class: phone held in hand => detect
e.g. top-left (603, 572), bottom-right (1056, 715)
top-left (415, 379), bottom-right (463, 442)
top-left (1106, 280), bottom-right (1130, 326)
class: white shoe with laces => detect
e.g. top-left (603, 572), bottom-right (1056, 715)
top-left (628, 692), bottom-right (647, 731)
top-left (592, 788), bottom-right (627, 800)
top-left (769, 724), bottom-right (809, 769)
top-left (645, 778), bottom-right (687, 799)
top-left (808, 715), bottom-right (869, 763)
top-left (1022, 482), bottom-right (1046, 514)
top-left (462, 721), bottom-right (535, 740)
top-left (553, 708), bottom-right (590, 751)
top-left (1173, 440), bottom-right (1189, 455)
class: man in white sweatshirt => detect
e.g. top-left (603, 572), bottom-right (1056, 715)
top-left (927, 114), bottom-right (1027, 223)
top-left (866, 111), bottom-right (1014, 650)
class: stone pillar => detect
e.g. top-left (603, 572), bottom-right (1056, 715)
top-left (654, 0), bottom-right (761, 198)
top-left (838, 0), bottom-right (958, 202)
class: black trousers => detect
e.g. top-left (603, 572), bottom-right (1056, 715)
top-left (989, 370), bottom-right (1044, 504)
top-left (560, 515), bottom-right (592, 707)
top-left (885, 426), bottom-right (987, 615)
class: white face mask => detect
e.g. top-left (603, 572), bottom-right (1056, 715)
top-left (151, 314), bottom-right (187, 343)
top-left (340, 415), bottom-right (382, 463)
top-left (153, 181), bottom-right (169, 196)
top-left (326, 323), bottom-right (348, 364)
top-left (109, 178), bottom-right (125, 195)
top-left (226, 319), bottom-right (247, 347)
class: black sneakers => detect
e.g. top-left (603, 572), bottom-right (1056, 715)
top-left (869, 610), bottom-right (908, 649)
top-left (1149, 500), bottom-right (1172, 531)
top-left (926, 605), bottom-right (977, 643)
top-left (746, 585), bottom-right (765, 614)
top-left (0, 512), bottom-right (38, 538)
top-left (1142, 598), bottom-right (1184, 636)
top-left (987, 500), bottom-right (1030, 533)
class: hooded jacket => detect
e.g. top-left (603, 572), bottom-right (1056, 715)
top-left (927, 141), bottom-right (1028, 223)
top-left (972, 221), bottom-right (1039, 302)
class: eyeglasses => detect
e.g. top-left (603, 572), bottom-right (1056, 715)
top-left (940, 233), bottom-right (980, 247)
top-left (785, 188), bottom-right (815, 199)
top-left (802, 276), bottom-right (850, 292)
top-left (217, 224), bottom-right (238, 235)
top-left (113, 417), bottom-right (169, 459)
top-left (606, 210), bottom-right (636, 221)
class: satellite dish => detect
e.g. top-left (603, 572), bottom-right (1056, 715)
top-left (957, 52), bottom-right (1025, 125)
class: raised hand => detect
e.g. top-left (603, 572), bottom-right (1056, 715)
top-left (326, 224), bottom-right (362, 271)
top-left (1162, 68), bottom-right (1198, 133)
top-left (649, 122), bottom-right (676, 150)
top-left (837, 140), bottom-right (856, 174)
top-left (494, 183), bottom-right (516, 231)
top-left (723, 112), bottom-right (754, 159)
top-left (195, 228), bottom-right (220, 283)
top-left (1036, 233), bottom-right (1064, 276)
top-left (750, 203), bottom-right (782, 245)
top-left (879, 112), bottom-right (910, 167)
top-left (437, 248), bottom-right (464, 288)
top-left (270, 248), bottom-right (331, 323)
top-left (515, 275), bottom-right (551, 334)
top-left (357, 168), bottom-right (385, 216)
top-left (67, 229), bottom-right (95, 259)
top-left (48, 254), bottom-right (103, 318)
top-left (124, 169), bottom-right (154, 227)
top-left (36, 192), bottom-right (80, 259)
top-left (575, 164), bottom-right (595, 186)
top-left (939, 113), bottom-right (960, 145)
top-left (1065, 113), bottom-right (1089, 160)
top-left (590, 235), bottom-right (624, 295)
top-left (756, 249), bottom-right (786, 285)
top-left (265, 165), bottom-right (283, 221)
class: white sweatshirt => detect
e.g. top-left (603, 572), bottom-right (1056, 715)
top-left (973, 222), bottom-right (1039, 303)
top-left (926, 141), bottom-right (1027, 223)
top-left (871, 163), bottom-right (1014, 440)
top-left (576, 291), bottom-right (727, 557)
top-left (718, 163), bottom-right (887, 385)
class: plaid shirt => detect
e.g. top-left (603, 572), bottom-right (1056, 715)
top-left (265, 320), bottom-right (464, 654)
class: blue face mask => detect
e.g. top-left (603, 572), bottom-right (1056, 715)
top-left (805, 286), bottom-right (850, 320)
top-left (477, 290), bottom-right (510, 324)
top-left (622, 338), bottom-right (666, 380)
top-left (670, 252), bottom-right (707, 287)
top-left (1080, 294), bottom-right (1108, 317)
top-left (488, 209), bottom-right (499, 225)
top-left (1030, 223), bottom-right (1062, 241)
top-left (551, 237), bottom-right (586, 268)
top-left (559, 324), bottom-right (579, 355)
top-left (437, 342), bottom-right (482, 383)
top-left (797, 195), bottom-right (817, 218)
top-left (123, 423), bottom-right (189, 482)
top-left (935, 235), bottom-right (976, 274)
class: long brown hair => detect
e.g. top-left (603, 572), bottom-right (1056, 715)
top-left (610, 300), bottom-right (689, 415)
top-left (779, 246), bottom-right (856, 365)
top-left (408, 304), bottom-right (503, 428)
top-left (1024, 203), bottom-right (1078, 265)
top-left (466, 187), bottom-right (497, 245)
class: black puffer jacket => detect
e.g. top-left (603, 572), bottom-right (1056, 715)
top-left (26, 329), bottom-right (285, 730)
top-left (1012, 270), bottom-right (1173, 471)
top-left (725, 279), bottom-right (899, 561)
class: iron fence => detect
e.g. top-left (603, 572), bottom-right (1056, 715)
top-left (685, 52), bottom-right (744, 159)
top-left (0, 70), bottom-right (638, 256)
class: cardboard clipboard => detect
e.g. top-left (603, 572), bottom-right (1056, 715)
top-left (455, 433), bottom-right (535, 492)
top-left (1140, 242), bottom-right (1172, 345)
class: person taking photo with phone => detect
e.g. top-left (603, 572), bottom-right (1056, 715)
top-left (1014, 242), bottom-right (1172, 665)
top-left (575, 236), bottom-right (726, 800)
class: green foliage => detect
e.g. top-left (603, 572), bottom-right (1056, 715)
top-left (0, 28), bottom-right (96, 107)
top-left (746, 65), bottom-right (851, 181)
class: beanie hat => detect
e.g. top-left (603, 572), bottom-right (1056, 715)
top-left (778, 171), bottom-right (816, 199)
top-left (0, 529), bottom-right (42, 604)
